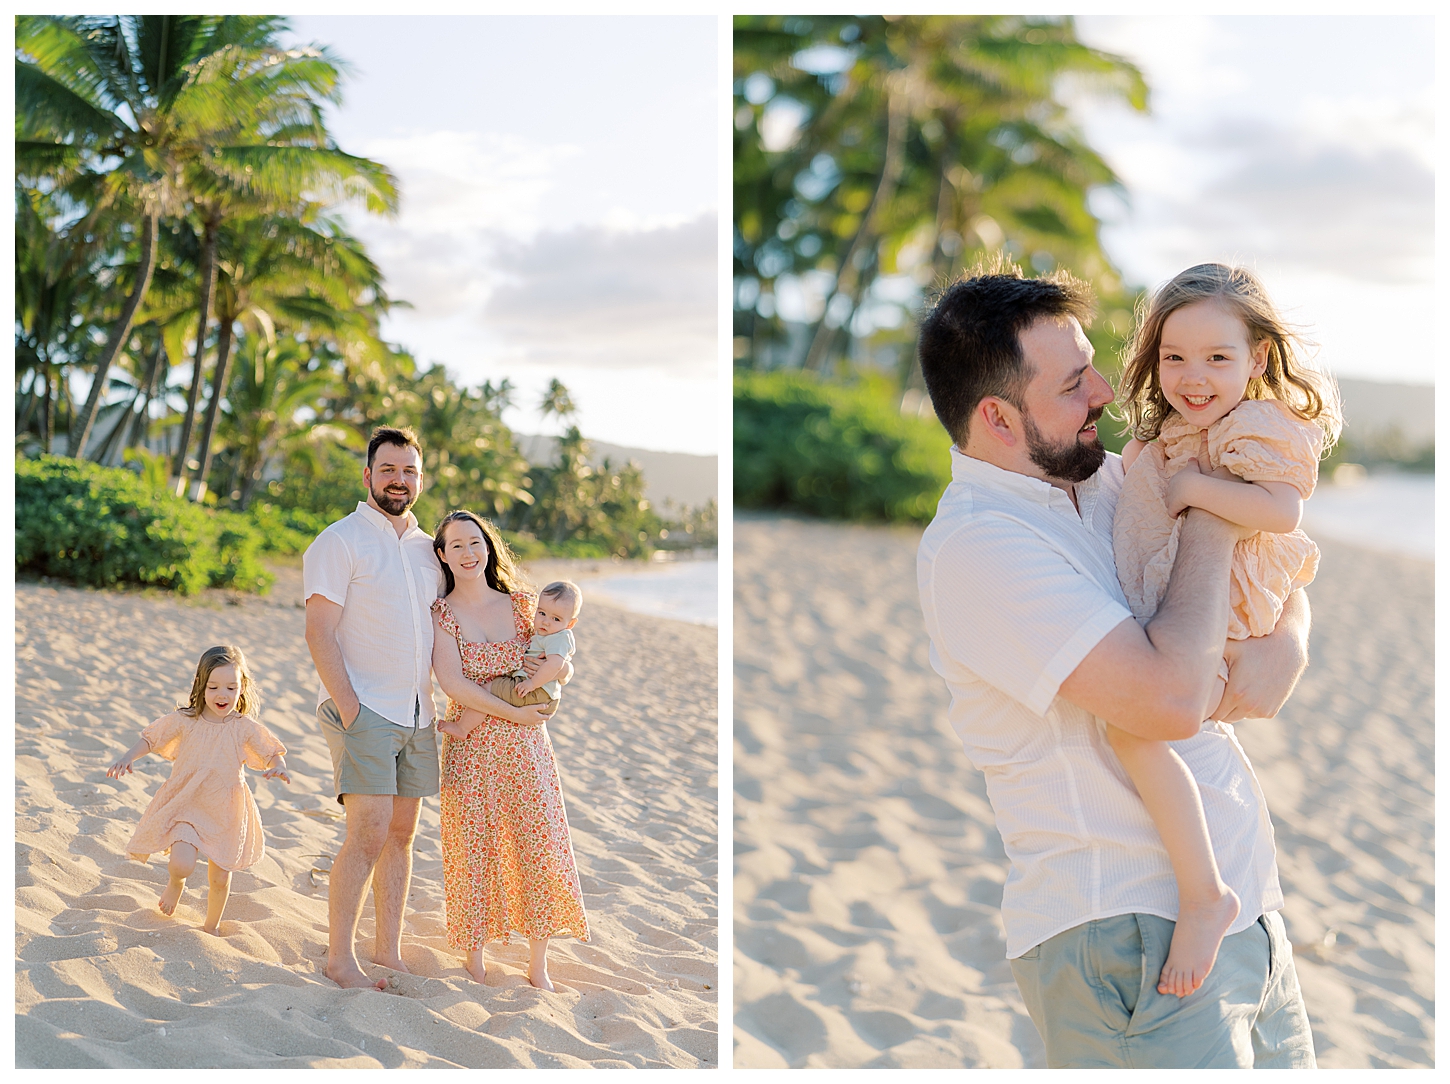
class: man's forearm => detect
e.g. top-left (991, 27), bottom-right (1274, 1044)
top-left (1142, 509), bottom-right (1241, 726)
top-left (306, 630), bottom-right (359, 713)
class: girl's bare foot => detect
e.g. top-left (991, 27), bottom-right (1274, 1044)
top-left (1159, 888), bottom-right (1241, 997)
top-left (465, 948), bottom-right (488, 984)
top-left (158, 876), bottom-right (185, 916)
top-left (527, 938), bottom-right (555, 992)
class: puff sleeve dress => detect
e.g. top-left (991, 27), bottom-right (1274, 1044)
top-left (125, 710), bottom-right (287, 872)
top-left (1113, 398), bottom-right (1323, 641)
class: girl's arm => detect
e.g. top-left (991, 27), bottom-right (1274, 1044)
top-left (106, 736), bottom-right (152, 778)
top-left (1167, 472), bottom-right (1302, 534)
top-left (1121, 437), bottom-right (1147, 472)
top-left (431, 611), bottom-right (553, 728)
top-left (260, 754), bottom-right (291, 784)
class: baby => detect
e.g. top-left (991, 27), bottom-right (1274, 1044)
top-left (488, 579), bottom-right (582, 714)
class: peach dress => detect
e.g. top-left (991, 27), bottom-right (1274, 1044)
top-left (125, 710), bottom-right (286, 871)
top-left (1114, 398), bottom-right (1323, 642)
top-left (432, 591), bottom-right (590, 949)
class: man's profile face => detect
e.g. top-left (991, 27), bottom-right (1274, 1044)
top-left (364, 444), bottom-right (423, 517)
top-left (1016, 316), bottom-right (1114, 485)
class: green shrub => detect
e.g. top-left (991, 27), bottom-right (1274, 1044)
top-left (243, 501), bottom-right (331, 555)
top-left (16, 456), bottom-right (273, 595)
top-left (734, 370), bottom-right (952, 523)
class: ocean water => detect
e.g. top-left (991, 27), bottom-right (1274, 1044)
top-left (587, 559), bottom-right (718, 627)
top-left (1300, 471), bottom-right (1434, 560)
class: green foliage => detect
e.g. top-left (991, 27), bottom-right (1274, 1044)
top-left (735, 370), bottom-right (951, 523)
top-left (733, 14), bottom-right (1147, 378)
top-left (16, 455), bottom-right (272, 595)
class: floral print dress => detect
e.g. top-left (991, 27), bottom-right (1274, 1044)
top-left (432, 591), bottom-right (590, 949)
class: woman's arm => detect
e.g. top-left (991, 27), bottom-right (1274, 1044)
top-left (431, 611), bottom-right (554, 727)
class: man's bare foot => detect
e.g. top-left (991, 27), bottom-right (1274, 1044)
top-left (373, 953), bottom-right (412, 974)
top-left (465, 950), bottom-right (487, 984)
top-left (325, 961), bottom-right (389, 991)
top-left (158, 877), bottom-right (185, 916)
top-left (1160, 888), bottom-right (1241, 997)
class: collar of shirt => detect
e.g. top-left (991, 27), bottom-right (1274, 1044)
top-left (354, 499), bottom-right (422, 539)
top-left (949, 445), bottom-right (1112, 519)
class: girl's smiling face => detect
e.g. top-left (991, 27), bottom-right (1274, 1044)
top-left (204, 663), bottom-right (240, 719)
top-left (1158, 299), bottom-right (1270, 429)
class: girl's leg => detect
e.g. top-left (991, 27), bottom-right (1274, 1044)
top-left (527, 937), bottom-right (555, 992)
top-left (465, 945), bottom-right (488, 984)
top-left (1104, 723), bottom-right (1240, 998)
top-left (160, 841), bottom-right (198, 916)
top-left (203, 861), bottom-right (232, 934)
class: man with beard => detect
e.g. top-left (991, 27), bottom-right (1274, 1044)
top-left (914, 268), bottom-right (1316, 1067)
top-left (302, 426), bottom-right (444, 990)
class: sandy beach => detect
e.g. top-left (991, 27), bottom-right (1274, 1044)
top-left (733, 513), bottom-right (1432, 1068)
top-left (16, 560), bottom-right (718, 1069)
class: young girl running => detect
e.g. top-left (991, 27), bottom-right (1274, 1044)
top-left (1110, 263), bottom-right (1340, 998)
top-left (107, 645), bottom-right (291, 934)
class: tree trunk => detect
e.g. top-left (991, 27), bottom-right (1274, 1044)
top-left (190, 312), bottom-right (235, 501)
top-left (126, 339), bottom-right (167, 452)
top-left (172, 211), bottom-right (220, 489)
top-left (70, 206), bottom-right (160, 458)
top-left (801, 80), bottom-right (909, 373)
top-left (40, 362), bottom-right (53, 453)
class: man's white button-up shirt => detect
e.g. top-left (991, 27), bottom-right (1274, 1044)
top-left (918, 446), bottom-right (1282, 959)
top-left (302, 501), bottom-right (443, 728)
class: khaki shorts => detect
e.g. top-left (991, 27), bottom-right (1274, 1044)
top-left (487, 675), bottom-right (560, 714)
top-left (1010, 910), bottom-right (1315, 1068)
top-left (317, 699), bottom-right (439, 804)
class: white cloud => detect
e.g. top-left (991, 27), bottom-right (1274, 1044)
top-left (480, 214), bottom-right (717, 375)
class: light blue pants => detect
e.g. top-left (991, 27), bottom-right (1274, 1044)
top-left (1010, 910), bottom-right (1316, 1068)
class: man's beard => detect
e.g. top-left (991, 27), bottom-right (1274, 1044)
top-left (1022, 405), bottom-right (1107, 485)
top-left (371, 482), bottom-right (416, 517)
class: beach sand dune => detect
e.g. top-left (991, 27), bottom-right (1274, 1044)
top-left (16, 563), bottom-right (717, 1069)
top-left (733, 514), bottom-right (1431, 1068)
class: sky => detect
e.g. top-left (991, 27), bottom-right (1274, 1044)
top-left (1070, 15), bottom-right (1434, 388)
top-left (284, 15), bottom-right (719, 455)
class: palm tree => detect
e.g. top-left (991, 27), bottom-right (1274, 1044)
top-left (188, 209), bottom-right (391, 500)
top-left (733, 15), bottom-right (1147, 379)
top-left (216, 334), bottom-right (337, 505)
top-left (16, 15), bottom-right (399, 476)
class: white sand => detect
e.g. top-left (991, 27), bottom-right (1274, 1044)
top-left (733, 514), bottom-right (1432, 1068)
top-left (16, 561), bottom-right (717, 1068)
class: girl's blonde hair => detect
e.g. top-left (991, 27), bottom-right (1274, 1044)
top-left (1118, 263), bottom-right (1342, 449)
top-left (179, 645), bottom-right (261, 719)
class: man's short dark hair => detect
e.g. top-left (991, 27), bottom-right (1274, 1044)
top-left (918, 262), bottom-right (1095, 445)
top-left (367, 425), bottom-right (423, 470)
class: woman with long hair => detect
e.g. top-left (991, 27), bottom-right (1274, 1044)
top-left (429, 509), bottom-right (590, 990)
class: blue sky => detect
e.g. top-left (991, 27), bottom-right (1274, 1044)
top-left (285, 15), bottom-right (719, 454)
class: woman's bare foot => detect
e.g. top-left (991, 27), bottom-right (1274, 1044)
top-left (158, 875), bottom-right (185, 916)
top-left (527, 938), bottom-right (555, 992)
top-left (1159, 888), bottom-right (1241, 997)
top-left (465, 948), bottom-right (488, 984)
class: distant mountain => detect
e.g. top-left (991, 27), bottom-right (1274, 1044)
top-left (1336, 378), bottom-right (1433, 445)
top-left (514, 433), bottom-right (717, 510)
